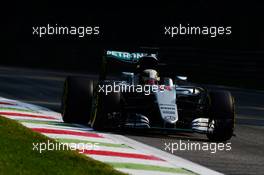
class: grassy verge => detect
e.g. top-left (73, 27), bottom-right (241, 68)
top-left (0, 116), bottom-right (125, 175)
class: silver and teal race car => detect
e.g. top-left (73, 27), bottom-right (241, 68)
top-left (61, 50), bottom-right (235, 141)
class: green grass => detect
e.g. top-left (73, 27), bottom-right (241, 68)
top-left (0, 116), bottom-right (126, 175)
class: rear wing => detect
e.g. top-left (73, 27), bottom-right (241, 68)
top-left (100, 49), bottom-right (158, 80)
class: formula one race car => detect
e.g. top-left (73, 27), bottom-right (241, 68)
top-left (61, 50), bottom-right (235, 141)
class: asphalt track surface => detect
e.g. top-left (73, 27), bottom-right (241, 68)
top-left (0, 66), bottom-right (263, 175)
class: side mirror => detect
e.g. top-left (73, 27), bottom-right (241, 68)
top-left (176, 76), bottom-right (188, 81)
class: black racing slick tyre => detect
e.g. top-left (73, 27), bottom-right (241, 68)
top-left (207, 91), bottom-right (235, 142)
top-left (91, 90), bottom-right (120, 131)
top-left (62, 76), bottom-right (94, 124)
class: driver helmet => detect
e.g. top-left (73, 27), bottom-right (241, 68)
top-left (141, 69), bottom-right (159, 85)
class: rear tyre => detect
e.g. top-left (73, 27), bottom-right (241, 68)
top-left (206, 91), bottom-right (235, 142)
top-left (62, 76), bottom-right (94, 124)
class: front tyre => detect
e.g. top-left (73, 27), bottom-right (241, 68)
top-left (91, 90), bottom-right (120, 131)
top-left (207, 91), bottom-right (235, 142)
top-left (62, 76), bottom-right (94, 124)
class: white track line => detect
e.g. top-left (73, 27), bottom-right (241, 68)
top-left (3, 116), bottom-right (61, 122)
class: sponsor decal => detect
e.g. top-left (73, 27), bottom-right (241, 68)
top-left (106, 50), bottom-right (157, 63)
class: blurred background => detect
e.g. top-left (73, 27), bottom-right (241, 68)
top-left (3, 1), bottom-right (263, 89)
